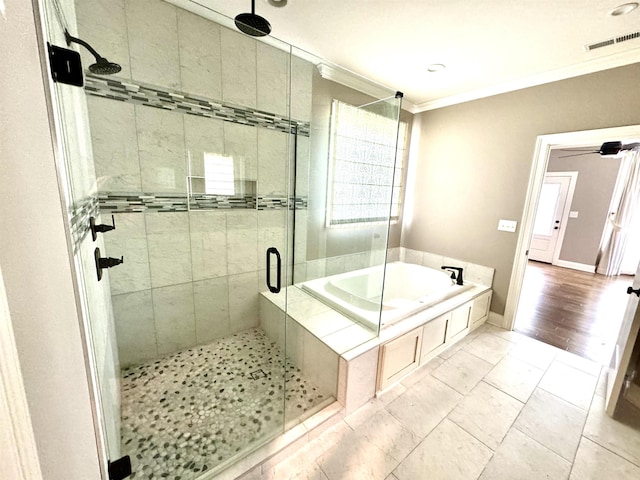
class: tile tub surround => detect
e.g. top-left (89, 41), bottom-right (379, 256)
top-left (240, 324), bottom-right (640, 480)
top-left (303, 247), bottom-right (494, 288)
top-left (261, 278), bottom-right (492, 415)
top-left (400, 247), bottom-right (495, 286)
top-left (120, 328), bottom-right (333, 479)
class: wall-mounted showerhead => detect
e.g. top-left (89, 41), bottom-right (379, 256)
top-left (88, 58), bottom-right (122, 75)
top-left (64, 30), bottom-right (122, 75)
top-left (235, 0), bottom-right (271, 37)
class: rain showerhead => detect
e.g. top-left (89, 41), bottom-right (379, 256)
top-left (64, 30), bottom-right (122, 76)
top-left (89, 58), bottom-right (122, 75)
top-left (235, 0), bottom-right (271, 37)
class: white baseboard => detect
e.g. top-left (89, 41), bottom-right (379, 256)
top-left (554, 260), bottom-right (595, 273)
top-left (488, 311), bottom-right (505, 329)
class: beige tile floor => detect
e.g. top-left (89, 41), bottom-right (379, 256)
top-left (241, 323), bottom-right (640, 480)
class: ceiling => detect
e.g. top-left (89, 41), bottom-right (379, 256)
top-left (176, 1), bottom-right (640, 112)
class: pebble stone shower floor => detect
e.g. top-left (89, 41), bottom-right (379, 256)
top-left (120, 328), bottom-right (332, 479)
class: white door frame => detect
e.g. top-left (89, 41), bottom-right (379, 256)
top-left (504, 124), bottom-right (640, 331)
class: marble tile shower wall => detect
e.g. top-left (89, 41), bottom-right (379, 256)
top-left (76, 0), bottom-right (313, 367)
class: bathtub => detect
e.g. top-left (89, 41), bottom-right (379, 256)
top-left (300, 262), bottom-right (474, 329)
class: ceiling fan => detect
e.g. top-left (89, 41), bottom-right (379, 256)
top-left (558, 141), bottom-right (640, 158)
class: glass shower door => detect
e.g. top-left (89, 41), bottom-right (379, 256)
top-left (284, 59), bottom-right (403, 425)
top-left (41, 0), bottom-right (301, 476)
top-left (353, 94), bottom-right (404, 331)
top-left (39, 0), bottom-right (122, 472)
top-left (75, 3), bottom-right (297, 477)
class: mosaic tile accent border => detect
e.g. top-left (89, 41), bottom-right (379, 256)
top-left (258, 196), bottom-right (308, 210)
top-left (70, 195), bottom-right (99, 251)
top-left (189, 194), bottom-right (256, 211)
top-left (98, 193), bottom-right (307, 214)
top-left (70, 193), bottom-right (307, 249)
top-left (84, 74), bottom-right (311, 137)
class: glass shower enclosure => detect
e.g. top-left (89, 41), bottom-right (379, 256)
top-left (39, 0), bottom-right (303, 477)
top-left (37, 0), bottom-right (404, 478)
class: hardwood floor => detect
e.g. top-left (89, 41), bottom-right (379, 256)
top-left (514, 260), bottom-right (633, 363)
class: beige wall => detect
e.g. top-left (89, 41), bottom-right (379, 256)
top-left (547, 151), bottom-right (621, 266)
top-left (0, 0), bottom-right (102, 478)
top-left (403, 63), bottom-right (640, 315)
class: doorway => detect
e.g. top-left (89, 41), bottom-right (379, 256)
top-left (516, 154), bottom-right (628, 362)
top-left (514, 260), bottom-right (631, 362)
top-left (528, 172), bottom-right (576, 264)
top-left (506, 125), bottom-right (640, 365)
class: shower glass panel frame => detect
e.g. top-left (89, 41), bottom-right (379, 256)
top-left (294, 77), bottom-right (403, 336)
top-left (39, 0), bottom-right (121, 475)
top-left (357, 94), bottom-right (404, 332)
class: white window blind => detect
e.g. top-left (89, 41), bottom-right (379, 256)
top-left (204, 153), bottom-right (235, 195)
top-left (327, 100), bottom-right (407, 226)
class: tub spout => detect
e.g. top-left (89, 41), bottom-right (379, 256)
top-left (441, 266), bottom-right (464, 285)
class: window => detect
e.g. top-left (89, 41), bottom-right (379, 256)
top-left (327, 99), bottom-right (408, 226)
top-left (204, 153), bottom-right (235, 195)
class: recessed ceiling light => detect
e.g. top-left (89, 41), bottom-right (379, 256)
top-left (609, 2), bottom-right (639, 16)
top-left (427, 64), bottom-right (446, 73)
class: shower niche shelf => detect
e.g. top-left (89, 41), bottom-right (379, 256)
top-left (187, 175), bottom-right (256, 196)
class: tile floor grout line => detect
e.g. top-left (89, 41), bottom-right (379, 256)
top-left (445, 412), bottom-right (504, 454)
top-left (532, 385), bottom-right (592, 413)
top-left (384, 411), bottom-right (453, 479)
top-left (511, 424), bottom-right (574, 465)
top-left (581, 434), bottom-right (640, 469)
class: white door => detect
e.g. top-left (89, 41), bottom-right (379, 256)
top-left (606, 260), bottom-right (640, 416)
top-left (529, 174), bottom-right (572, 263)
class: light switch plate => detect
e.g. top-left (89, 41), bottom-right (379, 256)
top-left (498, 219), bottom-right (517, 232)
top-left (569, 211), bottom-right (579, 218)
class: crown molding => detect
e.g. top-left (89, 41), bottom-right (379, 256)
top-left (316, 63), bottom-right (417, 112)
top-left (414, 47), bottom-right (640, 113)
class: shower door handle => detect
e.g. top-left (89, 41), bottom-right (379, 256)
top-left (266, 247), bottom-right (281, 293)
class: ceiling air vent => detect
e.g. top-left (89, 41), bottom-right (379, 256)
top-left (585, 30), bottom-right (640, 51)
top-left (616, 31), bottom-right (640, 42)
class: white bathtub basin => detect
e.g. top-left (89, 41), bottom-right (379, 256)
top-left (300, 262), bottom-right (473, 329)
